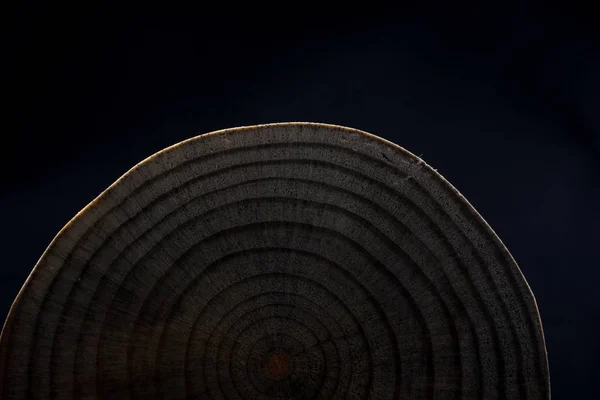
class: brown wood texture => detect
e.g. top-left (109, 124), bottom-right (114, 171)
top-left (0, 123), bottom-right (550, 399)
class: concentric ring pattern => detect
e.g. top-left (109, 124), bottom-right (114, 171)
top-left (0, 123), bottom-right (549, 399)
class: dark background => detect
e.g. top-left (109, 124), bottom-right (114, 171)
top-left (3, 2), bottom-right (599, 398)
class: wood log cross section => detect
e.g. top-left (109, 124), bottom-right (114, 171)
top-left (0, 123), bottom-right (550, 399)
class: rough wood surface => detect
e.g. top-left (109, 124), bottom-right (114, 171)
top-left (0, 122), bottom-right (550, 399)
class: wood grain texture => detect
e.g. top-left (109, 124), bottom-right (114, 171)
top-left (0, 122), bottom-right (550, 399)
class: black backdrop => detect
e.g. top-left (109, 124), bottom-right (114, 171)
top-left (3, 2), bottom-right (599, 398)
